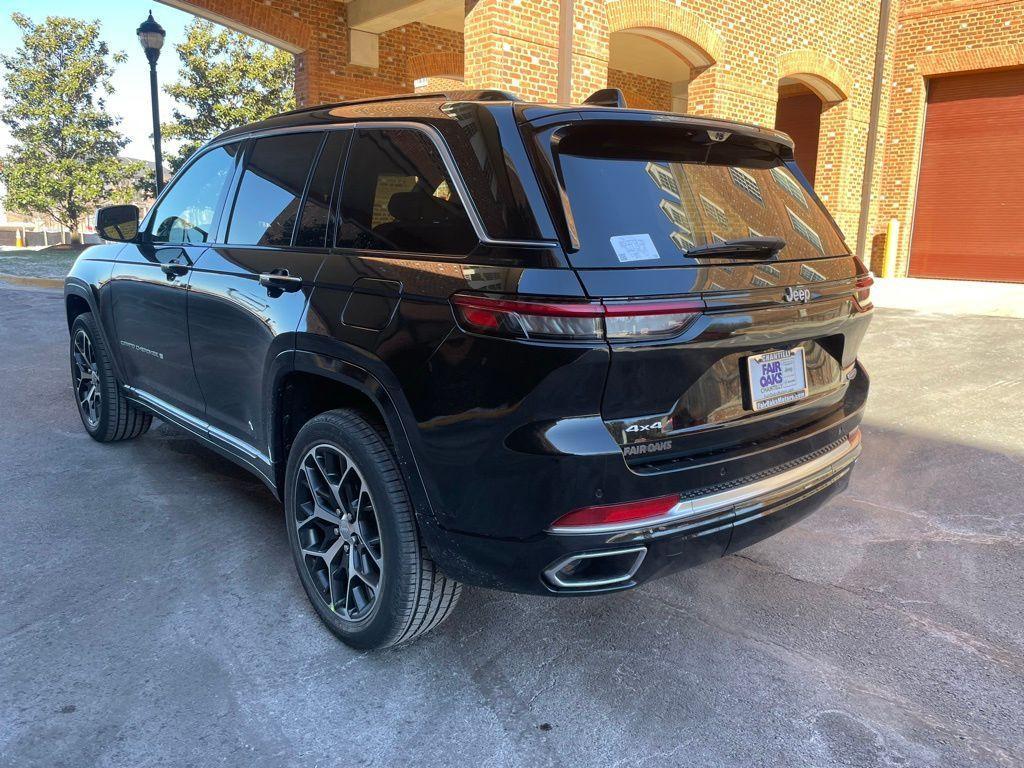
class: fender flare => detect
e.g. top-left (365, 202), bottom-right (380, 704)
top-left (64, 278), bottom-right (128, 383)
top-left (282, 349), bottom-right (438, 525)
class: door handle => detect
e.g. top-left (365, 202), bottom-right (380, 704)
top-left (259, 270), bottom-right (303, 293)
top-left (161, 262), bottom-right (190, 279)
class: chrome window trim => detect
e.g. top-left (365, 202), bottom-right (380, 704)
top-left (201, 121), bottom-right (558, 249)
top-left (549, 429), bottom-right (861, 535)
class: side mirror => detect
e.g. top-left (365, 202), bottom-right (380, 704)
top-left (96, 204), bottom-right (140, 242)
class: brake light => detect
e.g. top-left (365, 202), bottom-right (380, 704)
top-left (451, 294), bottom-right (604, 340)
top-left (854, 273), bottom-right (874, 312)
top-left (550, 494), bottom-right (680, 530)
top-left (450, 294), bottom-right (704, 342)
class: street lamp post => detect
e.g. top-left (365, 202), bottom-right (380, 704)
top-left (137, 12), bottom-right (167, 193)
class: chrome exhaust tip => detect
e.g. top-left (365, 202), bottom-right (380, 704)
top-left (543, 546), bottom-right (647, 589)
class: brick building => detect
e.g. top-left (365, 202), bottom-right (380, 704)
top-left (157, 0), bottom-right (1024, 282)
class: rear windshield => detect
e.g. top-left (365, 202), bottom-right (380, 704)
top-left (552, 123), bottom-right (849, 268)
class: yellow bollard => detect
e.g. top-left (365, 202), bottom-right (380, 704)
top-left (15, 228), bottom-right (24, 248)
top-left (883, 219), bottom-right (900, 279)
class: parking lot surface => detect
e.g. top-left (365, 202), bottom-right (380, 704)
top-left (1, 283), bottom-right (1022, 768)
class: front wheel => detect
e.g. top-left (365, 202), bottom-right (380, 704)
top-left (69, 312), bottom-right (151, 442)
top-left (284, 409), bottom-right (461, 650)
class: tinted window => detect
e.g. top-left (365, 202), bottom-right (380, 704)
top-left (227, 132), bottom-right (323, 246)
top-left (552, 124), bottom-right (849, 269)
top-left (337, 129), bottom-right (477, 255)
top-left (295, 131), bottom-right (349, 248)
top-left (149, 144), bottom-right (239, 244)
top-left (444, 102), bottom-right (543, 240)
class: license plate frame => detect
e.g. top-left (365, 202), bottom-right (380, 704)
top-left (745, 348), bottom-right (809, 412)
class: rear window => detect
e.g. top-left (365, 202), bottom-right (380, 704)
top-left (552, 123), bottom-right (849, 268)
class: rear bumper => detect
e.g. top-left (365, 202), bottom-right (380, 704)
top-left (420, 428), bottom-right (861, 595)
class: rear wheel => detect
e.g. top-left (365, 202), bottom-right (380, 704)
top-left (284, 409), bottom-right (461, 650)
top-left (69, 313), bottom-right (151, 442)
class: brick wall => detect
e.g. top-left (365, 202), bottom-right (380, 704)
top-left (174, 0), bottom-right (462, 103)
top-left (165, 0), bottom-right (1024, 281)
top-left (876, 0), bottom-right (1024, 275)
top-left (607, 68), bottom-right (671, 110)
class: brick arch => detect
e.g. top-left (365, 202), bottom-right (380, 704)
top-left (408, 51), bottom-right (465, 82)
top-left (605, 0), bottom-right (725, 73)
top-left (777, 49), bottom-right (853, 105)
top-left (163, 0), bottom-right (311, 52)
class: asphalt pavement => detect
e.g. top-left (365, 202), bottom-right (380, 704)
top-left (1, 283), bottom-right (1022, 767)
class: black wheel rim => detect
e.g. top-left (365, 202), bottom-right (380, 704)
top-left (294, 444), bottom-right (383, 622)
top-left (72, 329), bottom-right (101, 428)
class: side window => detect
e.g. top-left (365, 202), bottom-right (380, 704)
top-left (337, 128), bottom-right (478, 255)
top-left (149, 143), bottom-right (239, 244)
top-left (294, 131), bottom-right (350, 248)
top-left (226, 132), bottom-right (323, 247)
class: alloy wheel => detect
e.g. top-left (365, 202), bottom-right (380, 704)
top-left (72, 329), bottom-right (101, 428)
top-left (294, 444), bottom-right (384, 621)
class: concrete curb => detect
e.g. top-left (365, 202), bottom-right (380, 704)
top-left (0, 273), bottom-right (63, 290)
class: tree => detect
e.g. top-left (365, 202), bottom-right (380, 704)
top-left (162, 20), bottom-right (295, 170)
top-left (0, 13), bottom-right (142, 243)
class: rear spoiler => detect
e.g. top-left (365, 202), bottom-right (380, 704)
top-left (516, 104), bottom-right (796, 155)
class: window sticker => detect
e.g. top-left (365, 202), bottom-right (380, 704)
top-left (610, 233), bottom-right (660, 263)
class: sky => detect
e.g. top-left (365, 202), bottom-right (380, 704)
top-left (0, 1), bottom-right (219, 160)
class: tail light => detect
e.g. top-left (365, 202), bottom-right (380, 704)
top-left (550, 494), bottom-right (679, 531)
top-left (854, 273), bottom-right (874, 312)
top-left (852, 256), bottom-right (873, 312)
top-left (451, 293), bottom-right (703, 342)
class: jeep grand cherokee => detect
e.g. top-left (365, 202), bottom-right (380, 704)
top-left (65, 89), bottom-right (871, 649)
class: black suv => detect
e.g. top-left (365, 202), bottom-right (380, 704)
top-left (65, 90), bottom-right (871, 649)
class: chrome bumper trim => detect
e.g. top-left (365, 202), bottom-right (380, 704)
top-left (549, 428), bottom-right (861, 535)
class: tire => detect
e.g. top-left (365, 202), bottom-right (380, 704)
top-left (284, 409), bottom-right (461, 650)
top-left (70, 313), bottom-right (152, 442)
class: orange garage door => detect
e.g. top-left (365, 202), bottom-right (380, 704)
top-left (910, 68), bottom-right (1024, 282)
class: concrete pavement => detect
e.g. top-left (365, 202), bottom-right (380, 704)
top-left (1, 284), bottom-right (1021, 768)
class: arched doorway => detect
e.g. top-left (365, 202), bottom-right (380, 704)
top-left (775, 50), bottom-right (853, 200)
top-left (607, 29), bottom-right (693, 111)
top-left (604, 1), bottom-right (724, 113)
top-left (775, 82), bottom-right (825, 184)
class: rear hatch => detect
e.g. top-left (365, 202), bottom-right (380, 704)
top-left (521, 111), bottom-right (873, 469)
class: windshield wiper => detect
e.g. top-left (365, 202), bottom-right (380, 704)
top-left (684, 236), bottom-right (785, 260)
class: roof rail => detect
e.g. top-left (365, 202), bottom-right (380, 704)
top-left (274, 89), bottom-right (519, 119)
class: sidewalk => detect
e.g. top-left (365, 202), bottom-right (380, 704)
top-left (871, 277), bottom-right (1024, 319)
top-left (0, 246), bottom-right (81, 288)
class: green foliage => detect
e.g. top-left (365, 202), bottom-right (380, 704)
top-left (0, 13), bottom-right (143, 239)
top-left (162, 20), bottom-right (295, 170)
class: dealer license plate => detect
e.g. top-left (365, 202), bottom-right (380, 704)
top-left (746, 348), bottom-right (809, 412)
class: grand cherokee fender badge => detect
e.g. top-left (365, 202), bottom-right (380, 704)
top-left (120, 340), bottom-right (164, 360)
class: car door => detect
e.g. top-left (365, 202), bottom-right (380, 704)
top-left (186, 130), bottom-right (348, 461)
top-left (108, 142), bottom-right (241, 416)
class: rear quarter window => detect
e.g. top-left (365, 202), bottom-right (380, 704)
top-left (336, 128), bottom-right (478, 256)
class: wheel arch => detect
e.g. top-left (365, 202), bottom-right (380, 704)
top-left (273, 350), bottom-right (437, 525)
top-left (64, 280), bottom-right (128, 383)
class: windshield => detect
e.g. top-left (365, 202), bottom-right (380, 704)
top-left (552, 124), bottom-right (849, 269)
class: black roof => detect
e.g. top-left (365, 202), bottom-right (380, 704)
top-left (212, 88), bottom-right (794, 151)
